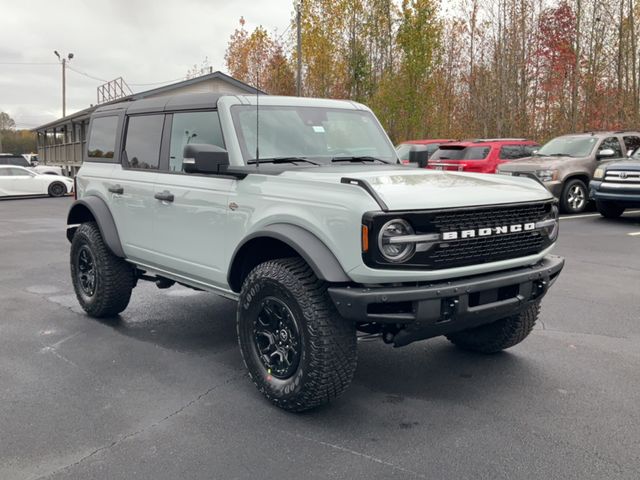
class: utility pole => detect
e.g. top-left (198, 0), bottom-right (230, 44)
top-left (54, 51), bottom-right (74, 117)
top-left (296, 0), bottom-right (303, 96)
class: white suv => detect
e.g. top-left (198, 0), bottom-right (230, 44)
top-left (67, 93), bottom-right (564, 411)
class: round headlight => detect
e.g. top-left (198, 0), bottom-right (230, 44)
top-left (378, 219), bottom-right (415, 263)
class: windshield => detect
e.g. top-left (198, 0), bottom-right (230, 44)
top-left (231, 105), bottom-right (397, 164)
top-left (536, 136), bottom-right (598, 157)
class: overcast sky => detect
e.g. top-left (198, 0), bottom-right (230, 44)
top-left (0, 0), bottom-right (294, 129)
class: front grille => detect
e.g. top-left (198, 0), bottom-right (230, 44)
top-left (430, 231), bottom-right (545, 266)
top-left (604, 170), bottom-right (640, 184)
top-left (364, 201), bottom-right (555, 270)
top-left (430, 203), bottom-right (549, 232)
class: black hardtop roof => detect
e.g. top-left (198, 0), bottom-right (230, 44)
top-left (93, 92), bottom-right (230, 115)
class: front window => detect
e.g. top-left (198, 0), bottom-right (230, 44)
top-left (536, 136), bottom-right (598, 158)
top-left (231, 105), bottom-right (396, 164)
top-left (169, 111), bottom-right (225, 172)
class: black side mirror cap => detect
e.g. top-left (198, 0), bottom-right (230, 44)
top-left (182, 144), bottom-right (229, 174)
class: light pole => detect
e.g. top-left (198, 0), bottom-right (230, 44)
top-left (54, 51), bottom-right (74, 117)
top-left (296, 0), bottom-right (302, 96)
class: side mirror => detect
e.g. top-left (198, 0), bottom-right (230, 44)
top-left (597, 148), bottom-right (615, 159)
top-left (409, 149), bottom-right (430, 168)
top-left (531, 150), bottom-right (538, 155)
top-left (182, 144), bottom-right (229, 174)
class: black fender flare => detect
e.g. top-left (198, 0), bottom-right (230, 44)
top-left (228, 224), bottom-right (351, 290)
top-left (66, 197), bottom-right (125, 258)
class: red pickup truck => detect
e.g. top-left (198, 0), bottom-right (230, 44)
top-left (428, 139), bottom-right (540, 174)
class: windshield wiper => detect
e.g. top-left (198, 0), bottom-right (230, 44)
top-left (247, 157), bottom-right (320, 165)
top-left (331, 156), bottom-right (391, 164)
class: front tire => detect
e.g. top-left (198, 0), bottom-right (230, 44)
top-left (237, 258), bottom-right (357, 412)
top-left (70, 222), bottom-right (135, 318)
top-left (446, 303), bottom-right (540, 354)
top-left (48, 181), bottom-right (66, 197)
top-left (560, 179), bottom-right (588, 214)
top-left (596, 200), bottom-right (625, 218)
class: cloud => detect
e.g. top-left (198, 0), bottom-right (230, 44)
top-left (0, 0), bottom-right (292, 129)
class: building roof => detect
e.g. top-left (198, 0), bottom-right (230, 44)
top-left (34, 71), bottom-right (261, 131)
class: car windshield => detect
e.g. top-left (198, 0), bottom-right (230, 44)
top-left (231, 105), bottom-right (397, 164)
top-left (536, 136), bottom-right (598, 157)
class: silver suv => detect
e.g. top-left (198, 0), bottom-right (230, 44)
top-left (66, 93), bottom-right (564, 411)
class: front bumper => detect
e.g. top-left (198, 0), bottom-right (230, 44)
top-left (328, 255), bottom-right (564, 347)
top-left (589, 180), bottom-right (640, 205)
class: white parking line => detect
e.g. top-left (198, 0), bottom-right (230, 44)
top-left (628, 232), bottom-right (640, 236)
top-left (560, 209), bottom-right (640, 220)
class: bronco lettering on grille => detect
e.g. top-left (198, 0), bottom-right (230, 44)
top-left (442, 223), bottom-right (536, 240)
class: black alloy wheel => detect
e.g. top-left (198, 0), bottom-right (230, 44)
top-left (76, 245), bottom-right (97, 297)
top-left (48, 182), bottom-right (66, 197)
top-left (253, 297), bottom-right (301, 380)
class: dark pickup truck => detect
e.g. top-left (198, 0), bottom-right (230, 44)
top-left (590, 151), bottom-right (640, 218)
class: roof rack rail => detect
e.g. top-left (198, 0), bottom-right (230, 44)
top-left (471, 138), bottom-right (528, 143)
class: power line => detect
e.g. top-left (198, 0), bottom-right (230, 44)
top-left (0, 62), bottom-right (57, 65)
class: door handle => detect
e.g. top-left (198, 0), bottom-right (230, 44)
top-left (108, 185), bottom-right (124, 195)
top-left (154, 190), bottom-right (174, 202)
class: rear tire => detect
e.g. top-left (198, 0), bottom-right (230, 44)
top-left (237, 258), bottom-right (357, 412)
top-left (70, 222), bottom-right (135, 318)
top-left (48, 181), bottom-right (66, 197)
top-left (596, 200), bottom-right (625, 218)
top-left (446, 303), bottom-right (540, 354)
top-left (560, 179), bottom-right (588, 214)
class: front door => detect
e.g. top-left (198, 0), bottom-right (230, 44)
top-left (151, 110), bottom-right (234, 288)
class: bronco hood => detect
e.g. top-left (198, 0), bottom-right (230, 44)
top-left (280, 167), bottom-right (552, 210)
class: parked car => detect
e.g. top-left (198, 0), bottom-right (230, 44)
top-left (0, 165), bottom-right (73, 197)
top-left (497, 131), bottom-right (640, 213)
top-left (428, 139), bottom-right (540, 174)
top-left (395, 139), bottom-right (456, 166)
top-left (0, 154), bottom-right (64, 176)
top-left (66, 92), bottom-right (564, 412)
top-left (590, 148), bottom-right (640, 218)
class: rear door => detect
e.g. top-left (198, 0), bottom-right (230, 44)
top-left (107, 114), bottom-right (163, 264)
top-left (151, 110), bottom-right (233, 288)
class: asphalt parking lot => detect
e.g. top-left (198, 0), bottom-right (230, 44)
top-left (1, 197), bottom-right (639, 480)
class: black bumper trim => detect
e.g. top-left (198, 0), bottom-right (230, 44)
top-left (328, 255), bottom-right (564, 346)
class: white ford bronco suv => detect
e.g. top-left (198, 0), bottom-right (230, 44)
top-left (67, 93), bottom-right (564, 411)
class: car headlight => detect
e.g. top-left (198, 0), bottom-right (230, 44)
top-left (536, 204), bottom-right (559, 242)
top-left (593, 168), bottom-right (605, 180)
top-left (535, 169), bottom-right (558, 182)
top-left (377, 219), bottom-right (416, 263)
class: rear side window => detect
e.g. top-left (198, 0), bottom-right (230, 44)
top-left (499, 146), bottom-right (523, 160)
top-left (123, 115), bottom-right (164, 170)
top-left (88, 116), bottom-right (118, 159)
top-left (169, 111), bottom-right (225, 172)
top-left (623, 136), bottom-right (640, 155)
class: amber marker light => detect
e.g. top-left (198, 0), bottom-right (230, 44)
top-left (362, 225), bottom-right (369, 252)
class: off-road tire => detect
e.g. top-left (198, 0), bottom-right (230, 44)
top-left (596, 200), bottom-right (625, 219)
top-left (560, 179), bottom-right (588, 214)
top-left (446, 302), bottom-right (540, 354)
top-left (48, 181), bottom-right (66, 197)
top-left (70, 222), bottom-right (135, 318)
top-left (237, 258), bottom-right (357, 412)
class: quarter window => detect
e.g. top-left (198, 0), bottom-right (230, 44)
top-left (88, 116), bottom-right (118, 159)
top-left (123, 115), bottom-right (164, 170)
top-left (168, 111), bottom-right (225, 172)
